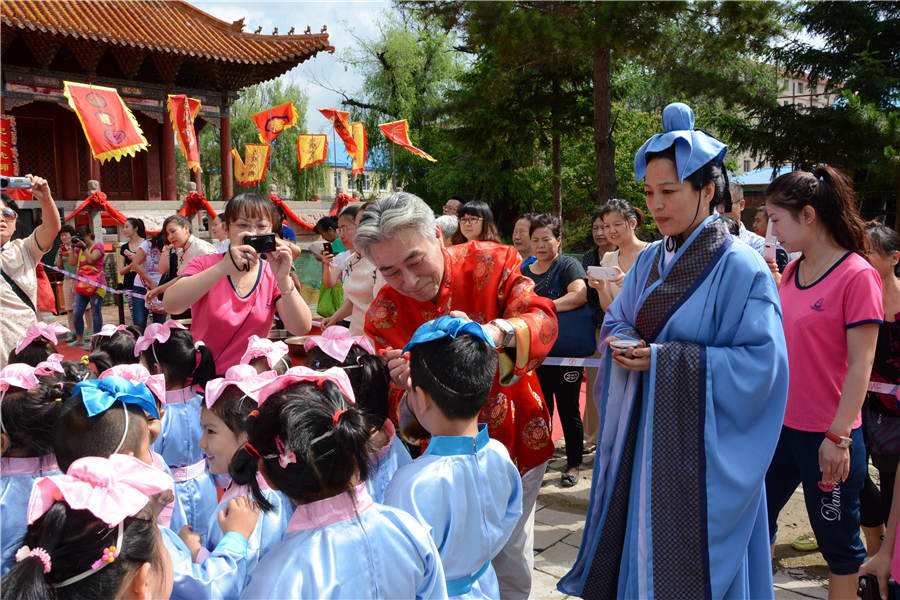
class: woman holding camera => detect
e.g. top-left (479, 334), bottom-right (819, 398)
top-left (69, 225), bottom-right (106, 348)
top-left (161, 193), bottom-right (312, 371)
top-left (0, 176), bottom-right (60, 367)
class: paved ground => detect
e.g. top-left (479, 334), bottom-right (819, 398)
top-left (531, 441), bottom-right (831, 599)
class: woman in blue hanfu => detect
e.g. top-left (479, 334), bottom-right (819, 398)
top-left (558, 102), bottom-right (789, 600)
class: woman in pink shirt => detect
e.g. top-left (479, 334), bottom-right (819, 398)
top-left (764, 166), bottom-right (883, 599)
top-left (161, 193), bottom-right (312, 372)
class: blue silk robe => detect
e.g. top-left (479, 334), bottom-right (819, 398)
top-left (1, 455), bottom-right (59, 575)
top-left (151, 387), bottom-right (218, 531)
top-left (367, 420), bottom-right (413, 504)
top-left (160, 524), bottom-right (247, 600)
top-left (203, 473), bottom-right (293, 582)
top-left (558, 216), bottom-right (789, 599)
top-left (241, 483), bottom-right (448, 599)
top-left (384, 424), bottom-right (523, 599)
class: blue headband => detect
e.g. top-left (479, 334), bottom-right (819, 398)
top-left (633, 102), bottom-right (727, 183)
top-left (73, 376), bottom-right (160, 419)
top-left (402, 316), bottom-right (496, 353)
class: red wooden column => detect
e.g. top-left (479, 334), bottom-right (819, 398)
top-left (220, 111), bottom-right (233, 201)
top-left (161, 110), bottom-right (177, 200)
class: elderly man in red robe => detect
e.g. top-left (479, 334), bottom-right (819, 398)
top-left (358, 192), bottom-right (557, 600)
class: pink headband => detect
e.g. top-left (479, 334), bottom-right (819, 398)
top-left (239, 335), bottom-right (290, 370)
top-left (98, 364), bottom-right (167, 406)
top-left (133, 321), bottom-right (186, 356)
top-left (204, 364), bottom-right (278, 409)
top-left (304, 326), bottom-right (375, 363)
top-left (34, 353), bottom-right (65, 377)
top-left (15, 322), bottom-right (69, 354)
top-left (256, 366), bottom-right (356, 405)
top-left (92, 324), bottom-right (133, 339)
top-left (0, 363), bottom-right (40, 392)
top-left (27, 454), bottom-right (173, 527)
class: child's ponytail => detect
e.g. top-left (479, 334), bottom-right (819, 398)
top-left (190, 343), bottom-right (216, 389)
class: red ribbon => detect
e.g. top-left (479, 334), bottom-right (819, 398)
top-left (64, 191), bottom-right (128, 225)
top-left (268, 193), bottom-right (316, 232)
top-left (330, 193), bottom-right (358, 217)
top-left (178, 191), bottom-right (217, 219)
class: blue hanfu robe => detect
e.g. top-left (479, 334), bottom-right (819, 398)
top-left (1, 455), bottom-right (59, 575)
top-left (160, 524), bottom-right (248, 600)
top-left (558, 215), bottom-right (789, 600)
top-left (201, 473), bottom-right (292, 582)
top-left (367, 419), bottom-right (413, 504)
top-left (384, 423), bottom-right (523, 599)
top-left (152, 386), bottom-right (218, 531)
top-left (241, 482), bottom-right (448, 599)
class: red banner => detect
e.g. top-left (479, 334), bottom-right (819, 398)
top-left (269, 193), bottom-right (315, 231)
top-left (253, 102), bottom-right (298, 144)
top-left (178, 191), bottom-right (217, 219)
top-left (379, 120), bottom-right (436, 162)
top-left (63, 81), bottom-right (148, 164)
top-left (297, 134), bottom-right (328, 171)
top-left (232, 144), bottom-right (271, 185)
top-left (167, 95), bottom-right (202, 172)
top-left (350, 122), bottom-right (367, 175)
top-left (1, 116), bottom-right (18, 176)
top-left (319, 108), bottom-right (357, 154)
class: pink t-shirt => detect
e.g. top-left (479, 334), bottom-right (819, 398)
top-left (780, 252), bottom-right (883, 432)
top-left (180, 254), bottom-right (282, 372)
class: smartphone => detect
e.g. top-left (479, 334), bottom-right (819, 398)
top-left (323, 242), bottom-right (333, 254)
top-left (588, 266), bottom-right (618, 281)
top-left (609, 339), bottom-right (641, 350)
top-left (243, 233), bottom-right (276, 255)
top-left (71, 236), bottom-right (83, 245)
top-left (0, 176), bottom-right (30, 190)
top-left (763, 219), bottom-right (777, 262)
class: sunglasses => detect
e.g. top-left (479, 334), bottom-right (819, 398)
top-left (459, 216), bottom-right (484, 225)
top-left (1, 208), bottom-right (16, 220)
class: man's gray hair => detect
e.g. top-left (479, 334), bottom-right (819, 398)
top-left (729, 181), bottom-right (744, 203)
top-left (435, 214), bottom-right (458, 238)
top-left (355, 192), bottom-right (437, 257)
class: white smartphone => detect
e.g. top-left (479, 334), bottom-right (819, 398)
top-left (763, 219), bottom-right (777, 262)
top-left (588, 266), bottom-right (618, 281)
top-left (609, 339), bottom-right (641, 350)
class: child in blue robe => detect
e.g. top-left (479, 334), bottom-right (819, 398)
top-left (384, 317), bottom-right (523, 599)
top-left (305, 325), bottom-right (412, 502)
top-left (232, 366), bottom-right (447, 599)
top-left (137, 322), bottom-right (219, 531)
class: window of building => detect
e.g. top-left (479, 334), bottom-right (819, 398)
top-left (334, 169), bottom-right (342, 189)
top-left (743, 159), bottom-right (751, 172)
top-left (783, 100), bottom-right (790, 106)
top-left (797, 82), bottom-right (804, 93)
top-left (783, 78), bottom-right (789, 90)
top-left (362, 172), bottom-right (370, 190)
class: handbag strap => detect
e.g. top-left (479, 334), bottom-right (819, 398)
top-left (548, 256), bottom-right (566, 300)
top-left (0, 268), bottom-right (36, 314)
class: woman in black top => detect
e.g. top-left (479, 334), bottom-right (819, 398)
top-left (118, 218), bottom-right (146, 329)
top-left (521, 213), bottom-right (588, 487)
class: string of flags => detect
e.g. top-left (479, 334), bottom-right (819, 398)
top-left (59, 79), bottom-right (437, 187)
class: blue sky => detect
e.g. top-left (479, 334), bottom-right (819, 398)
top-left (192, 1), bottom-right (392, 165)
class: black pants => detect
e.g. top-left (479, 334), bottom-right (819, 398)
top-left (536, 364), bottom-right (583, 469)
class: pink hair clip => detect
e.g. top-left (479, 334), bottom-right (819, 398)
top-left (90, 545), bottom-right (120, 570)
top-left (98, 364), bottom-right (167, 406)
top-left (274, 435), bottom-right (297, 468)
top-left (0, 363), bottom-right (40, 393)
top-left (239, 335), bottom-right (289, 370)
top-left (15, 545), bottom-right (52, 573)
top-left (34, 353), bottom-right (65, 377)
top-left (133, 321), bottom-right (186, 356)
top-left (204, 364), bottom-right (277, 409)
top-left (256, 366), bottom-right (356, 406)
top-left (92, 324), bottom-right (130, 339)
top-left (15, 322), bottom-right (69, 354)
top-left (304, 326), bottom-right (375, 363)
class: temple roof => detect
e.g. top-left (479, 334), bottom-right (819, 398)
top-left (1, 1), bottom-right (333, 91)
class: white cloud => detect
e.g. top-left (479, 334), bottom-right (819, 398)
top-left (191, 1), bottom-right (391, 164)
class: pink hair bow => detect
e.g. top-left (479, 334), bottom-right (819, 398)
top-left (99, 364), bottom-right (167, 406)
top-left (133, 321), bottom-right (186, 356)
top-left (256, 366), bottom-right (356, 405)
top-left (34, 353), bottom-right (65, 377)
top-left (0, 363), bottom-right (40, 392)
top-left (304, 326), bottom-right (375, 363)
top-left (92, 324), bottom-right (130, 339)
top-left (205, 364), bottom-right (277, 409)
top-left (26, 454), bottom-right (173, 527)
top-left (239, 335), bottom-right (290, 370)
top-left (15, 322), bottom-right (69, 354)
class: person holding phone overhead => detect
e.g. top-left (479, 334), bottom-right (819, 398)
top-left (559, 103), bottom-right (789, 600)
top-left (161, 193), bottom-right (312, 372)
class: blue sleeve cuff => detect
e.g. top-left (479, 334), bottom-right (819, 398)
top-left (216, 531), bottom-right (248, 557)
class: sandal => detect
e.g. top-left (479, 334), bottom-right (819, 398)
top-left (583, 445), bottom-right (596, 455)
top-left (560, 472), bottom-right (579, 488)
top-left (791, 533), bottom-right (818, 552)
